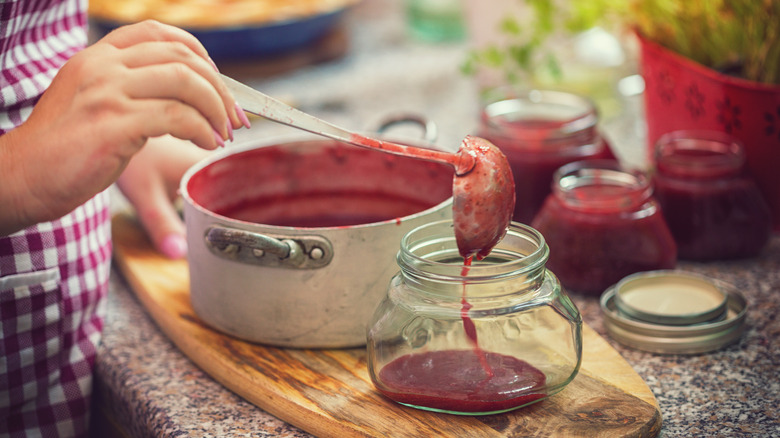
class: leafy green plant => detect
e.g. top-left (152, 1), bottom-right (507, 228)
top-left (632, 0), bottom-right (780, 83)
top-left (462, 0), bottom-right (780, 85)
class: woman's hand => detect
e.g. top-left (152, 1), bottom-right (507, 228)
top-left (0, 20), bottom-right (249, 235)
top-left (117, 135), bottom-right (208, 259)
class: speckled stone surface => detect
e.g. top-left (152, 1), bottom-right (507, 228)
top-left (96, 0), bottom-right (780, 436)
top-left (572, 239), bottom-right (780, 437)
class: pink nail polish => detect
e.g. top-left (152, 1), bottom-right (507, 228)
top-left (227, 121), bottom-right (234, 142)
top-left (235, 103), bottom-right (251, 129)
top-left (213, 128), bottom-right (226, 148)
top-left (161, 234), bottom-right (187, 259)
top-left (208, 57), bottom-right (220, 72)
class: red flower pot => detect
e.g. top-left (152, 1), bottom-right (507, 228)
top-left (640, 35), bottom-right (780, 231)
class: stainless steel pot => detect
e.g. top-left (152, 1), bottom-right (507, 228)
top-left (180, 121), bottom-right (454, 348)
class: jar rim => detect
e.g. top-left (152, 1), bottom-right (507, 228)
top-left (654, 130), bottom-right (745, 178)
top-left (398, 220), bottom-right (549, 282)
top-left (552, 160), bottom-right (653, 212)
top-left (481, 89), bottom-right (599, 143)
top-left (481, 89), bottom-right (599, 141)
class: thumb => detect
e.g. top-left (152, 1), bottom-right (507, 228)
top-left (134, 184), bottom-right (188, 259)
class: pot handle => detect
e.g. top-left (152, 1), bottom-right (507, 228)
top-left (373, 114), bottom-right (438, 144)
top-left (204, 226), bottom-right (333, 269)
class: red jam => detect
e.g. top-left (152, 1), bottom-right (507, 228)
top-left (375, 257), bottom-right (548, 414)
top-left (375, 349), bottom-right (547, 413)
top-left (368, 222), bottom-right (580, 415)
top-left (460, 257), bottom-right (493, 377)
top-left (532, 161), bottom-right (677, 295)
top-left (652, 131), bottom-right (772, 260)
top-left (478, 93), bottom-right (616, 224)
top-left (186, 141), bottom-right (454, 228)
top-left (214, 191), bottom-right (435, 227)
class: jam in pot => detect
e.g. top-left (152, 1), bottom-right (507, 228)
top-left (531, 160), bottom-right (677, 295)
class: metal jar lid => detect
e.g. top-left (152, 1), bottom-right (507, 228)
top-left (600, 270), bottom-right (748, 354)
top-left (614, 270), bottom-right (728, 325)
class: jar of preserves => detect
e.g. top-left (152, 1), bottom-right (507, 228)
top-left (478, 89), bottom-right (616, 224)
top-left (652, 130), bottom-right (772, 261)
top-left (531, 160), bottom-right (677, 295)
top-left (367, 220), bottom-right (582, 415)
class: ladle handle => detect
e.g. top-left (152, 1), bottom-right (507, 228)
top-left (222, 74), bottom-right (473, 174)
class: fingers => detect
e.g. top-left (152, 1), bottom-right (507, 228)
top-left (133, 175), bottom-right (189, 259)
top-left (121, 41), bottom-right (246, 133)
top-left (103, 19), bottom-right (209, 58)
top-left (120, 62), bottom-right (230, 141)
top-left (116, 135), bottom-right (207, 259)
top-left (118, 98), bottom-right (225, 150)
top-left (101, 20), bottom-right (246, 131)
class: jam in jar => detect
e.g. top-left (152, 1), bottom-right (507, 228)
top-left (652, 130), bottom-right (772, 260)
top-left (478, 89), bottom-right (616, 224)
top-left (531, 160), bottom-right (677, 295)
top-left (367, 220), bottom-right (582, 415)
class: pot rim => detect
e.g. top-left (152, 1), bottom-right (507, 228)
top-left (180, 133), bottom-right (455, 231)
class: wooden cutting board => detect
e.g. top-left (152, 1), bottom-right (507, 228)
top-left (112, 215), bottom-right (661, 437)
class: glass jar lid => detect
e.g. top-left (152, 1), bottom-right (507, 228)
top-left (600, 270), bottom-right (747, 354)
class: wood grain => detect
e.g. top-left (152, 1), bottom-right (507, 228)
top-left (112, 214), bottom-right (661, 437)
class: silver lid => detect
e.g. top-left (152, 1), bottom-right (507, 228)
top-left (600, 270), bottom-right (747, 354)
top-left (614, 270), bottom-right (728, 325)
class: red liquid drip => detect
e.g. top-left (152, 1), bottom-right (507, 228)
top-left (460, 257), bottom-right (477, 343)
top-left (376, 350), bottom-right (546, 413)
top-left (460, 256), bottom-right (493, 377)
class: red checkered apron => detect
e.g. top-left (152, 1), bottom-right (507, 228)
top-left (1, 1), bottom-right (113, 437)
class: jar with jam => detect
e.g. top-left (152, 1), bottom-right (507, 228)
top-left (531, 160), bottom-right (677, 295)
top-left (478, 89), bottom-right (616, 224)
top-left (652, 130), bottom-right (772, 261)
top-left (367, 220), bottom-right (582, 415)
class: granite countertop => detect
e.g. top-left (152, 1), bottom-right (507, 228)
top-left (95, 0), bottom-right (780, 436)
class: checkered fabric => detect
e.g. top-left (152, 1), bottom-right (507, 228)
top-left (1, 1), bottom-right (113, 437)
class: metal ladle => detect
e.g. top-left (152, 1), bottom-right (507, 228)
top-left (222, 75), bottom-right (515, 259)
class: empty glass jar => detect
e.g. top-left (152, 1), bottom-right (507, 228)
top-left (367, 220), bottom-right (582, 415)
top-left (478, 89), bottom-right (616, 224)
top-left (531, 160), bottom-right (677, 295)
top-left (652, 130), bottom-right (772, 260)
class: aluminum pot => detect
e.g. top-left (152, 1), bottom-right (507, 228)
top-left (180, 123), bottom-right (454, 348)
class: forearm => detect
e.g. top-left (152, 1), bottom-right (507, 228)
top-left (1, 128), bottom-right (42, 235)
top-left (0, 125), bottom-right (87, 236)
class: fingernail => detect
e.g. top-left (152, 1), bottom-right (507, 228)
top-left (227, 120), bottom-right (234, 142)
top-left (161, 234), bottom-right (187, 259)
top-left (235, 103), bottom-right (251, 129)
top-left (208, 56), bottom-right (220, 72)
top-left (213, 128), bottom-right (226, 148)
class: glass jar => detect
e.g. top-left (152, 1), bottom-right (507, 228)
top-left (653, 130), bottom-right (772, 261)
top-left (367, 220), bottom-right (582, 415)
top-left (531, 160), bottom-right (677, 295)
top-left (478, 89), bottom-right (616, 224)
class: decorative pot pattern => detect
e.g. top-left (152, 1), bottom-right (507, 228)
top-left (640, 35), bottom-right (780, 230)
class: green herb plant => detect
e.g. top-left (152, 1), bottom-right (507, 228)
top-left (462, 0), bottom-right (780, 86)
